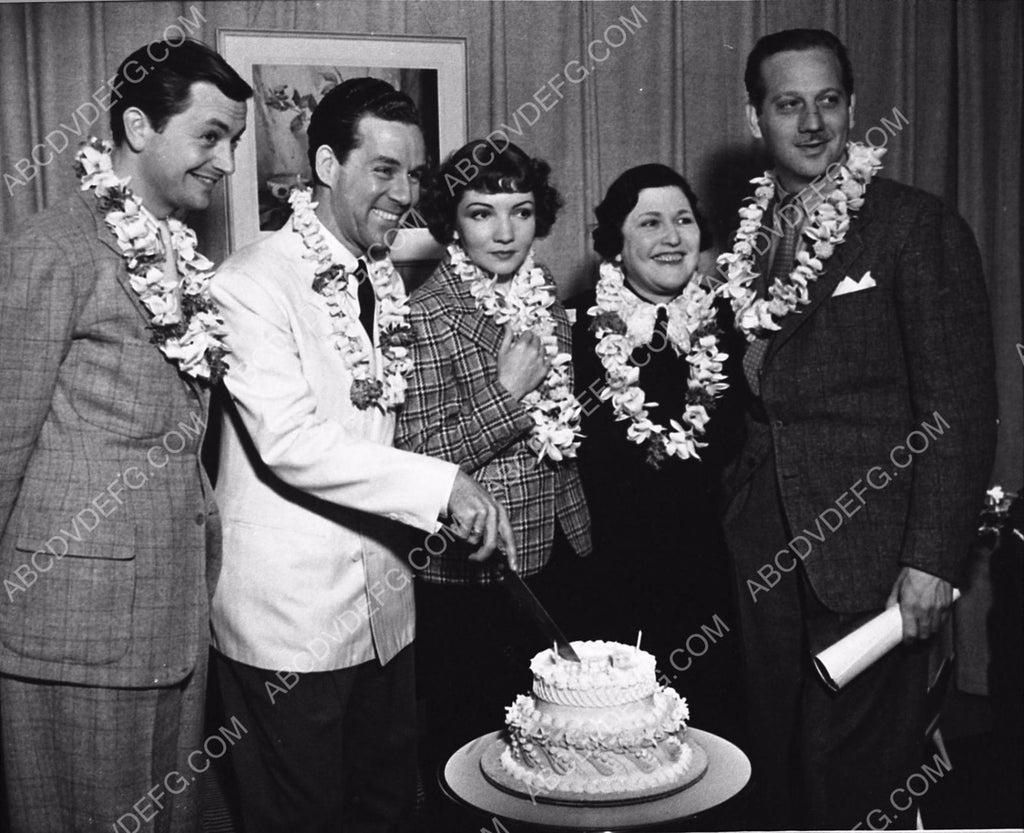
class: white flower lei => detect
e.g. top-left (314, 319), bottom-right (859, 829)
top-left (716, 141), bottom-right (886, 340)
top-left (74, 137), bottom-right (228, 383)
top-left (448, 242), bottom-right (582, 462)
top-left (289, 187), bottom-right (413, 411)
top-left (589, 261), bottom-right (729, 467)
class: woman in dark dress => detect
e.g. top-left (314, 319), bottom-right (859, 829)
top-left (570, 164), bottom-right (744, 740)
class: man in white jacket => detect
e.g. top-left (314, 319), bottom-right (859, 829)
top-left (209, 78), bottom-right (514, 833)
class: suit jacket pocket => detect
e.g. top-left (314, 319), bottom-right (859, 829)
top-left (1, 523), bottom-right (137, 666)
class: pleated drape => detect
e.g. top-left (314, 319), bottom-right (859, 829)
top-left (0, 0), bottom-right (1019, 486)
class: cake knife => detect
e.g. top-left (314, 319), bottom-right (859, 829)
top-left (498, 562), bottom-right (581, 662)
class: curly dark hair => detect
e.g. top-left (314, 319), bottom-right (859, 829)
top-left (419, 139), bottom-right (563, 244)
top-left (592, 164), bottom-right (711, 261)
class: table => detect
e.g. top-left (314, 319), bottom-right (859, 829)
top-left (440, 728), bottom-right (750, 831)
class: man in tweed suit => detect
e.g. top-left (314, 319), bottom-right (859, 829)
top-left (0, 41), bottom-right (250, 832)
top-left (719, 29), bottom-right (997, 828)
top-left (208, 80), bottom-right (514, 833)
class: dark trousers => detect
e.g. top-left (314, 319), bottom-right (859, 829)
top-left (723, 448), bottom-right (931, 829)
top-left (210, 646), bottom-right (417, 833)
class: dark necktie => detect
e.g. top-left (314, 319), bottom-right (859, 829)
top-left (651, 305), bottom-right (681, 413)
top-left (742, 195), bottom-right (800, 396)
top-left (636, 305), bottom-right (687, 420)
top-left (354, 258), bottom-right (375, 341)
top-left (652, 304), bottom-right (669, 354)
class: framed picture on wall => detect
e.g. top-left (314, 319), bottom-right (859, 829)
top-left (218, 29), bottom-right (467, 263)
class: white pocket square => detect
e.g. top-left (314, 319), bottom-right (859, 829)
top-left (832, 271), bottom-right (877, 297)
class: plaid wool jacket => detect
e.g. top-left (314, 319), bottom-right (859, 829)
top-left (395, 258), bottom-right (592, 584)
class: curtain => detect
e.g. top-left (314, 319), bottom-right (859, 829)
top-left (1, 0), bottom-right (1019, 504)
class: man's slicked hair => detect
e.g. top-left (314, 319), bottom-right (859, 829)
top-left (306, 78), bottom-right (421, 186)
top-left (745, 29), bottom-right (854, 113)
top-left (110, 39), bottom-right (252, 146)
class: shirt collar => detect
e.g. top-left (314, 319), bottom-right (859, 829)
top-left (776, 155), bottom-right (845, 215)
top-left (312, 215), bottom-right (361, 272)
top-left (136, 202), bottom-right (164, 227)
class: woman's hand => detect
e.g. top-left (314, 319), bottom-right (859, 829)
top-left (497, 326), bottom-right (550, 400)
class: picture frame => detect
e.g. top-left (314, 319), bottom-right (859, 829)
top-left (217, 29), bottom-right (467, 263)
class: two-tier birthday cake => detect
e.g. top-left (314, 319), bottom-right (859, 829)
top-left (480, 640), bottom-right (707, 804)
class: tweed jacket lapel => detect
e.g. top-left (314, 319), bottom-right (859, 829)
top-left (78, 190), bottom-right (160, 330)
top-left (765, 195), bottom-right (871, 363)
top-left (437, 259), bottom-right (506, 354)
top-left (79, 192), bottom-right (208, 396)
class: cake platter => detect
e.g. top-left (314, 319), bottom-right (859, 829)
top-left (479, 732), bottom-right (708, 807)
top-left (443, 728), bottom-right (750, 830)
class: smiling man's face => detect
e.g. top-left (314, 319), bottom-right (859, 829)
top-left (320, 115), bottom-right (426, 256)
top-left (747, 47), bottom-right (854, 193)
top-left (135, 81), bottom-right (247, 218)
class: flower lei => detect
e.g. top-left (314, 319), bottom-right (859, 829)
top-left (289, 187), bottom-right (413, 411)
top-left (449, 242), bottom-right (582, 462)
top-left (589, 261), bottom-right (728, 467)
top-left (716, 141), bottom-right (886, 340)
top-left (74, 137), bottom-right (228, 383)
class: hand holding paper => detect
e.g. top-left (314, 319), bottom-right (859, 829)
top-left (813, 589), bottom-right (961, 692)
top-left (886, 566), bottom-right (955, 641)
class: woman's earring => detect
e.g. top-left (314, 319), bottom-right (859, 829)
top-left (614, 253), bottom-right (623, 264)
top-left (452, 229), bottom-right (460, 241)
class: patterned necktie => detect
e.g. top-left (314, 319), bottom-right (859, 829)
top-left (354, 258), bottom-right (375, 340)
top-left (742, 195), bottom-right (801, 396)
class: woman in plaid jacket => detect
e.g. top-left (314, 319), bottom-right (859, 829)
top-left (395, 139), bottom-right (591, 829)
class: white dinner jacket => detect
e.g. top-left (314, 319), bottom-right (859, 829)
top-left (210, 220), bottom-right (457, 672)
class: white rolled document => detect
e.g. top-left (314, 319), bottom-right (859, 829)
top-left (812, 589), bottom-right (961, 692)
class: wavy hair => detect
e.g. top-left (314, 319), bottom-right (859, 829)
top-left (419, 139), bottom-right (563, 244)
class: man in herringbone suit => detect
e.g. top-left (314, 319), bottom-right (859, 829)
top-left (720, 29), bottom-right (997, 829)
top-left (0, 41), bottom-right (251, 832)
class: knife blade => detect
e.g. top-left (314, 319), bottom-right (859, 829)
top-left (500, 565), bottom-right (581, 662)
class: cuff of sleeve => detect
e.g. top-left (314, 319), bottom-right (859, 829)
top-left (897, 555), bottom-right (961, 587)
top-left (381, 457), bottom-right (460, 535)
top-left (431, 460), bottom-right (460, 532)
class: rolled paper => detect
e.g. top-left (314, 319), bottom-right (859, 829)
top-left (813, 589), bottom-right (961, 692)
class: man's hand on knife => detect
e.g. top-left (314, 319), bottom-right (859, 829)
top-left (446, 470), bottom-right (518, 568)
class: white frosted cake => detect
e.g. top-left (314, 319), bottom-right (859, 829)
top-left (481, 640), bottom-right (706, 804)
